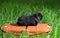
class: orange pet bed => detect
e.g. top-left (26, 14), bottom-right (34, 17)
top-left (1, 24), bottom-right (52, 35)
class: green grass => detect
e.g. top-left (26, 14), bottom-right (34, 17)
top-left (0, 0), bottom-right (60, 38)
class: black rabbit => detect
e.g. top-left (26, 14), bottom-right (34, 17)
top-left (17, 12), bottom-right (43, 28)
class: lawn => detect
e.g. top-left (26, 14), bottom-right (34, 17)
top-left (0, 0), bottom-right (60, 38)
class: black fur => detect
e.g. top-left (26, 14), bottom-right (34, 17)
top-left (16, 13), bottom-right (43, 28)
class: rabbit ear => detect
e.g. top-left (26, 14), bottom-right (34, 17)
top-left (33, 13), bottom-right (41, 17)
top-left (40, 14), bottom-right (43, 20)
top-left (33, 13), bottom-right (43, 20)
